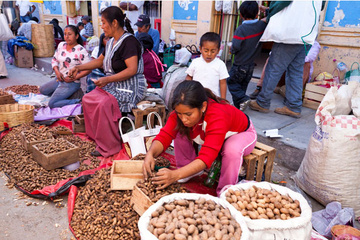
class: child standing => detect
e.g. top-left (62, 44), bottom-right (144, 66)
top-left (185, 32), bottom-right (229, 99)
top-left (227, 1), bottom-right (267, 111)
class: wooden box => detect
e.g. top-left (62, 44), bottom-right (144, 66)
top-left (241, 142), bottom-right (276, 182)
top-left (20, 131), bottom-right (54, 152)
top-left (72, 119), bottom-right (85, 133)
top-left (0, 94), bottom-right (16, 105)
top-left (75, 114), bottom-right (84, 125)
top-left (132, 104), bottom-right (166, 129)
top-left (32, 140), bottom-right (80, 170)
top-left (130, 185), bottom-right (153, 216)
top-left (303, 83), bottom-right (330, 110)
top-left (110, 160), bottom-right (144, 190)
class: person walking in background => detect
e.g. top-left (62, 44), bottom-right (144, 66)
top-left (81, 15), bottom-right (94, 39)
top-left (227, 1), bottom-right (267, 111)
top-left (39, 25), bottom-right (91, 108)
top-left (15, 0), bottom-right (36, 23)
top-left (119, 0), bottom-right (144, 31)
top-left (0, 50), bottom-right (7, 79)
top-left (134, 14), bottom-right (160, 54)
top-left (249, 1), bottom-right (322, 118)
top-left (185, 32), bottom-right (229, 99)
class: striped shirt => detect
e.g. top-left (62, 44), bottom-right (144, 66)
top-left (84, 22), bottom-right (94, 37)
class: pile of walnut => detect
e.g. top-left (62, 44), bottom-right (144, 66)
top-left (136, 175), bottom-right (188, 203)
top-left (4, 84), bottom-right (40, 95)
top-left (148, 198), bottom-right (242, 240)
top-left (23, 127), bottom-right (54, 142)
top-left (0, 123), bottom-right (100, 192)
top-left (131, 153), bottom-right (170, 167)
top-left (0, 88), bottom-right (10, 96)
top-left (35, 138), bottom-right (75, 155)
top-left (225, 186), bottom-right (301, 220)
top-left (71, 168), bottom-right (140, 240)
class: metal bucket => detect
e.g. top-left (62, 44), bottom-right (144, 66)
top-left (3, 7), bottom-right (16, 24)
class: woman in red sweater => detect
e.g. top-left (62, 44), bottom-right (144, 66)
top-left (143, 81), bottom-right (257, 196)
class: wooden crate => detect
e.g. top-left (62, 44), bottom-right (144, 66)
top-left (32, 140), bottom-right (80, 170)
top-left (303, 83), bottom-right (330, 110)
top-left (130, 185), bottom-right (153, 216)
top-left (72, 119), bottom-right (85, 133)
top-left (20, 131), bottom-right (54, 152)
top-left (0, 94), bottom-right (16, 105)
top-left (132, 104), bottom-right (166, 129)
top-left (242, 142), bottom-right (276, 182)
top-left (75, 114), bottom-right (84, 125)
top-left (110, 160), bottom-right (144, 190)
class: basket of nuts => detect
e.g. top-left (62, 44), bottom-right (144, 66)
top-left (138, 193), bottom-right (250, 240)
top-left (220, 182), bottom-right (312, 239)
top-left (0, 104), bottom-right (34, 131)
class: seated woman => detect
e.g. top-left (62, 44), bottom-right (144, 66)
top-left (40, 25), bottom-right (91, 108)
top-left (143, 81), bottom-right (257, 196)
top-left (68, 6), bottom-right (146, 157)
top-left (136, 32), bottom-right (163, 88)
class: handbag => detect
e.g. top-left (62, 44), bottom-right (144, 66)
top-left (119, 116), bottom-right (147, 158)
top-left (344, 62), bottom-right (360, 84)
top-left (142, 112), bottom-right (163, 151)
top-left (186, 44), bottom-right (201, 59)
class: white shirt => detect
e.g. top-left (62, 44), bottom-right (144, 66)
top-left (17, 20), bottom-right (37, 40)
top-left (16, 0), bottom-right (33, 16)
top-left (121, 1), bottom-right (144, 30)
top-left (186, 56), bottom-right (229, 97)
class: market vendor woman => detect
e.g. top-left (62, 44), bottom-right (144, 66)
top-left (143, 81), bottom-right (257, 196)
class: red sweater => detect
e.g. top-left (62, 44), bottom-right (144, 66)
top-left (154, 99), bottom-right (250, 168)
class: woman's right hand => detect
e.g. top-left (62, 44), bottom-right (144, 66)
top-left (56, 72), bottom-right (64, 82)
top-left (143, 153), bottom-right (155, 180)
top-left (68, 66), bottom-right (79, 80)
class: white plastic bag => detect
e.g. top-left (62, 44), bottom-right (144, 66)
top-left (260, 0), bottom-right (321, 45)
top-left (119, 117), bottom-right (146, 158)
top-left (220, 182), bottom-right (313, 240)
top-left (0, 14), bottom-right (15, 41)
top-left (142, 111), bottom-right (163, 151)
top-left (295, 85), bottom-right (360, 217)
top-left (138, 193), bottom-right (250, 240)
top-left (174, 47), bottom-right (191, 65)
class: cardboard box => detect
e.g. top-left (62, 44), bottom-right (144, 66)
top-left (14, 45), bottom-right (33, 68)
top-left (32, 140), bottom-right (80, 170)
top-left (110, 160), bottom-right (144, 190)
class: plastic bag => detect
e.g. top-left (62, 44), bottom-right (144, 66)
top-left (119, 116), bottom-right (147, 158)
top-left (174, 47), bottom-right (191, 65)
top-left (312, 202), bottom-right (355, 238)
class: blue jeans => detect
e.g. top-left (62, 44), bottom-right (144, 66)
top-left (40, 79), bottom-right (81, 108)
top-left (227, 63), bottom-right (255, 108)
top-left (20, 15), bottom-right (31, 23)
top-left (257, 43), bottom-right (306, 113)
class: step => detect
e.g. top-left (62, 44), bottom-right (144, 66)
top-left (34, 57), bottom-right (53, 75)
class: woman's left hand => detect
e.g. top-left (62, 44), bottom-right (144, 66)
top-left (92, 77), bottom-right (109, 88)
top-left (63, 76), bottom-right (75, 83)
top-left (152, 168), bottom-right (178, 190)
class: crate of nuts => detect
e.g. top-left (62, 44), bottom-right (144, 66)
top-left (21, 128), bottom-right (54, 152)
top-left (32, 138), bottom-right (80, 170)
top-left (138, 193), bottom-right (250, 240)
top-left (220, 182), bottom-right (312, 239)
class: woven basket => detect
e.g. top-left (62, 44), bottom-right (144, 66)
top-left (31, 24), bottom-right (55, 57)
top-left (0, 104), bottom-right (34, 131)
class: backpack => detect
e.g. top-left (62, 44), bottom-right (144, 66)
top-left (161, 65), bottom-right (188, 111)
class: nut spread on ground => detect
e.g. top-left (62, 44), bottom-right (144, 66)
top-left (4, 85), bottom-right (40, 95)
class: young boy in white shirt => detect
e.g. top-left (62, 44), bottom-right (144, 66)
top-left (185, 32), bottom-right (229, 99)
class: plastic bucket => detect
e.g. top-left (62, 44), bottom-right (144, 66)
top-left (331, 225), bottom-right (360, 240)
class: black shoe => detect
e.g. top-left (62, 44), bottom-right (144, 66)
top-left (0, 76), bottom-right (7, 79)
top-left (91, 150), bottom-right (103, 157)
top-left (249, 86), bottom-right (262, 99)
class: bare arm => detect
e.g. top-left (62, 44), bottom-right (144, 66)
top-left (68, 55), bottom-right (104, 78)
top-left (185, 74), bottom-right (193, 80)
top-left (219, 79), bottom-right (227, 99)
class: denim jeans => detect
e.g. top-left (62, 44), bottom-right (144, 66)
top-left (227, 63), bottom-right (255, 108)
top-left (257, 43), bottom-right (306, 113)
top-left (20, 15), bottom-right (31, 23)
top-left (40, 79), bottom-right (81, 108)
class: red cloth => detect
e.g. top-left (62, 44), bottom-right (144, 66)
top-left (154, 99), bottom-right (249, 168)
top-left (82, 87), bottom-right (123, 157)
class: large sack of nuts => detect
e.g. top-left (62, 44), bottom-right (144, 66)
top-left (138, 193), bottom-right (250, 240)
top-left (220, 182), bottom-right (312, 240)
top-left (295, 83), bottom-right (360, 217)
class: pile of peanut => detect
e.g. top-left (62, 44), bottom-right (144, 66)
top-left (0, 88), bottom-right (10, 96)
top-left (71, 168), bottom-right (140, 240)
top-left (148, 198), bottom-right (242, 240)
top-left (0, 123), bottom-right (100, 192)
top-left (35, 138), bottom-right (75, 155)
top-left (4, 84), bottom-right (40, 95)
top-left (225, 186), bottom-right (301, 220)
top-left (23, 127), bottom-right (54, 142)
top-left (136, 175), bottom-right (188, 203)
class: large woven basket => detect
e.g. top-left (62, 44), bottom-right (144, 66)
top-left (0, 104), bottom-right (34, 131)
top-left (31, 24), bottom-right (55, 57)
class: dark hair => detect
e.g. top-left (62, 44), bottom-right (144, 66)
top-left (172, 81), bottom-right (228, 138)
top-left (240, 1), bottom-right (258, 19)
top-left (200, 32), bottom-right (221, 49)
top-left (137, 32), bottom-right (153, 51)
top-left (50, 18), bottom-right (59, 25)
top-left (100, 6), bottom-right (134, 35)
top-left (30, 17), bottom-right (39, 23)
top-left (65, 25), bottom-right (83, 46)
top-left (77, 22), bottom-right (84, 27)
top-left (98, 33), bottom-right (107, 58)
top-left (50, 18), bottom-right (64, 40)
